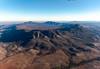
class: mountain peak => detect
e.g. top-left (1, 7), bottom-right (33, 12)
top-left (0, 22), bottom-right (100, 69)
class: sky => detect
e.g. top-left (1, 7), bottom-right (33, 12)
top-left (0, 0), bottom-right (100, 21)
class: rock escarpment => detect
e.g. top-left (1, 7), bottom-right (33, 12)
top-left (0, 21), bottom-right (100, 69)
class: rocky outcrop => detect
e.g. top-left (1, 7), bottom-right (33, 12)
top-left (0, 22), bottom-right (100, 69)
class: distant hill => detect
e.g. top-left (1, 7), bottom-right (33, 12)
top-left (0, 21), bottom-right (100, 69)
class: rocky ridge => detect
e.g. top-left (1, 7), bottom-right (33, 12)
top-left (0, 21), bottom-right (100, 69)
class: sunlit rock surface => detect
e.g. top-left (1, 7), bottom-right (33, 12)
top-left (0, 21), bottom-right (100, 69)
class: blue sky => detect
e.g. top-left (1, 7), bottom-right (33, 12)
top-left (0, 0), bottom-right (100, 21)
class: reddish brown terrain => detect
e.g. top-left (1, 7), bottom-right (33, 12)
top-left (0, 21), bottom-right (100, 69)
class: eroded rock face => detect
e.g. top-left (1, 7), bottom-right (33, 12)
top-left (0, 22), bottom-right (100, 69)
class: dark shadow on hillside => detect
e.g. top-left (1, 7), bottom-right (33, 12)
top-left (0, 29), bottom-right (33, 46)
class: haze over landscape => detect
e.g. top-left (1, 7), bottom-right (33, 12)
top-left (0, 0), bottom-right (100, 69)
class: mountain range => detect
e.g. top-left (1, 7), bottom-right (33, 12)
top-left (0, 21), bottom-right (100, 69)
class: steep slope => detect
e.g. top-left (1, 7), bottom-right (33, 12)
top-left (0, 21), bottom-right (100, 69)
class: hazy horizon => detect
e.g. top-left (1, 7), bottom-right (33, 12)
top-left (0, 21), bottom-right (100, 25)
